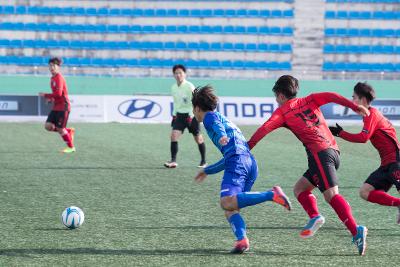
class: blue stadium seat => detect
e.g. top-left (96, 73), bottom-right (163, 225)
top-left (269, 44), bottom-right (279, 52)
top-left (188, 25), bottom-right (200, 33)
top-left (132, 9), bottom-right (143, 16)
top-left (16, 6), bottom-right (26, 14)
top-left (190, 9), bottom-right (201, 17)
top-left (210, 42), bottom-right (222, 50)
top-left (176, 42), bottom-right (187, 50)
top-left (213, 9), bottom-right (224, 17)
top-left (209, 60), bottom-right (220, 69)
top-left (245, 43), bottom-right (257, 51)
top-left (247, 26), bottom-right (258, 34)
top-left (225, 9), bottom-right (235, 17)
top-left (109, 9), bottom-right (121, 16)
top-left (234, 43), bottom-right (245, 50)
top-left (200, 25), bottom-right (212, 33)
top-left (166, 9), bottom-right (178, 17)
top-left (155, 9), bottom-right (167, 17)
top-left (247, 10), bottom-right (259, 17)
top-left (199, 42), bottom-right (210, 50)
top-left (271, 10), bottom-right (282, 18)
top-left (188, 42), bottom-right (199, 50)
top-left (178, 9), bottom-right (189, 17)
top-left (236, 9), bottom-right (247, 17)
top-left (201, 9), bottom-right (212, 17)
top-left (222, 42), bottom-right (234, 50)
top-left (283, 10), bottom-right (293, 17)
top-left (259, 10), bottom-right (270, 17)
top-left (357, 11), bottom-right (370, 19)
top-left (164, 42), bottom-right (175, 50)
top-left (221, 60), bottom-right (232, 68)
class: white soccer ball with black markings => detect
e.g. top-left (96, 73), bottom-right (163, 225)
top-left (61, 206), bottom-right (84, 229)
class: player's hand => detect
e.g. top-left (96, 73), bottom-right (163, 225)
top-left (171, 116), bottom-right (177, 127)
top-left (186, 116), bottom-right (193, 124)
top-left (329, 123), bottom-right (343, 137)
top-left (195, 170), bottom-right (207, 183)
top-left (355, 105), bottom-right (370, 117)
top-left (219, 136), bottom-right (229, 146)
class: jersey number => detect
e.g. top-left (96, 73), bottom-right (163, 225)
top-left (295, 109), bottom-right (320, 127)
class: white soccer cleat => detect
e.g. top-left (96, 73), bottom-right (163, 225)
top-left (164, 161), bottom-right (178, 168)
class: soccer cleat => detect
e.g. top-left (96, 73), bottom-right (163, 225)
top-left (352, 225), bottom-right (368, 256)
top-left (62, 147), bottom-right (76, 153)
top-left (230, 237), bottom-right (249, 254)
top-left (69, 128), bottom-right (75, 143)
top-left (397, 206), bottom-right (400, 225)
top-left (164, 161), bottom-right (178, 168)
top-left (272, 186), bottom-right (292, 211)
top-left (299, 215), bottom-right (325, 239)
top-left (197, 161), bottom-right (207, 168)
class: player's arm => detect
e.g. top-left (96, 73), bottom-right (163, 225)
top-left (333, 114), bottom-right (377, 143)
top-left (247, 109), bottom-right (285, 150)
top-left (310, 92), bottom-right (369, 116)
top-left (204, 158), bottom-right (225, 175)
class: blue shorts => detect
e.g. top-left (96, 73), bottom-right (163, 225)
top-left (220, 154), bottom-right (258, 198)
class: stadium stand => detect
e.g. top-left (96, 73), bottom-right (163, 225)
top-left (0, 0), bottom-right (399, 79)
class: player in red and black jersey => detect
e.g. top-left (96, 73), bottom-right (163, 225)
top-left (329, 82), bottom-right (400, 224)
top-left (248, 75), bottom-right (369, 255)
top-left (39, 57), bottom-right (75, 153)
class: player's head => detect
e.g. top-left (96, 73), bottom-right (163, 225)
top-left (353, 82), bottom-right (375, 105)
top-left (172, 64), bottom-right (187, 84)
top-left (272, 75), bottom-right (299, 106)
top-left (48, 57), bottom-right (62, 76)
top-left (191, 85), bottom-right (218, 122)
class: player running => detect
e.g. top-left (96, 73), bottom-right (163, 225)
top-left (247, 75), bottom-right (369, 255)
top-left (329, 82), bottom-right (400, 224)
top-left (39, 57), bottom-right (75, 153)
top-left (192, 85), bottom-right (291, 254)
top-left (164, 64), bottom-right (206, 168)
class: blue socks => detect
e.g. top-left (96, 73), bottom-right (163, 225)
top-left (236, 190), bottom-right (274, 209)
top-left (228, 213), bottom-right (246, 241)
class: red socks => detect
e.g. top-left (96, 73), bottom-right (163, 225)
top-left (367, 190), bottom-right (400, 206)
top-left (329, 194), bottom-right (358, 236)
top-left (60, 130), bottom-right (73, 148)
top-left (297, 191), bottom-right (320, 218)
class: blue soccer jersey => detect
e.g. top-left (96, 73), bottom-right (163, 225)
top-left (203, 111), bottom-right (251, 175)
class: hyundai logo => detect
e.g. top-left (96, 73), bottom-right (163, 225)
top-left (118, 99), bottom-right (162, 119)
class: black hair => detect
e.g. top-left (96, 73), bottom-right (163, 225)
top-left (172, 64), bottom-right (186, 73)
top-left (191, 85), bottom-right (218, 112)
top-left (272, 75), bottom-right (299, 99)
top-left (354, 82), bottom-right (376, 103)
top-left (48, 57), bottom-right (62, 66)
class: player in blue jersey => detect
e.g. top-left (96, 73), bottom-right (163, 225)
top-left (191, 85), bottom-right (292, 254)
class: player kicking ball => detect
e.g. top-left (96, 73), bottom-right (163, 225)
top-left (248, 75), bottom-right (369, 255)
top-left (39, 57), bottom-right (75, 153)
top-left (192, 85), bottom-right (291, 254)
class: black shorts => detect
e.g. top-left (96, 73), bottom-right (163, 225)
top-left (365, 162), bottom-right (400, 192)
top-left (303, 148), bottom-right (340, 192)
top-left (172, 113), bottom-right (200, 135)
top-left (46, 110), bottom-right (70, 129)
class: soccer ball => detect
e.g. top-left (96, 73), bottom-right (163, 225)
top-left (61, 206), bottom-right (85, 229)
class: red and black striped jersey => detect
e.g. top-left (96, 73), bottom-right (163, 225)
top-left (340, 107), bottom-right (400, 166)
top-left (44, 73), bottom-right (70, 111)
top-left (248, 92), bottom-right (359, 153)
